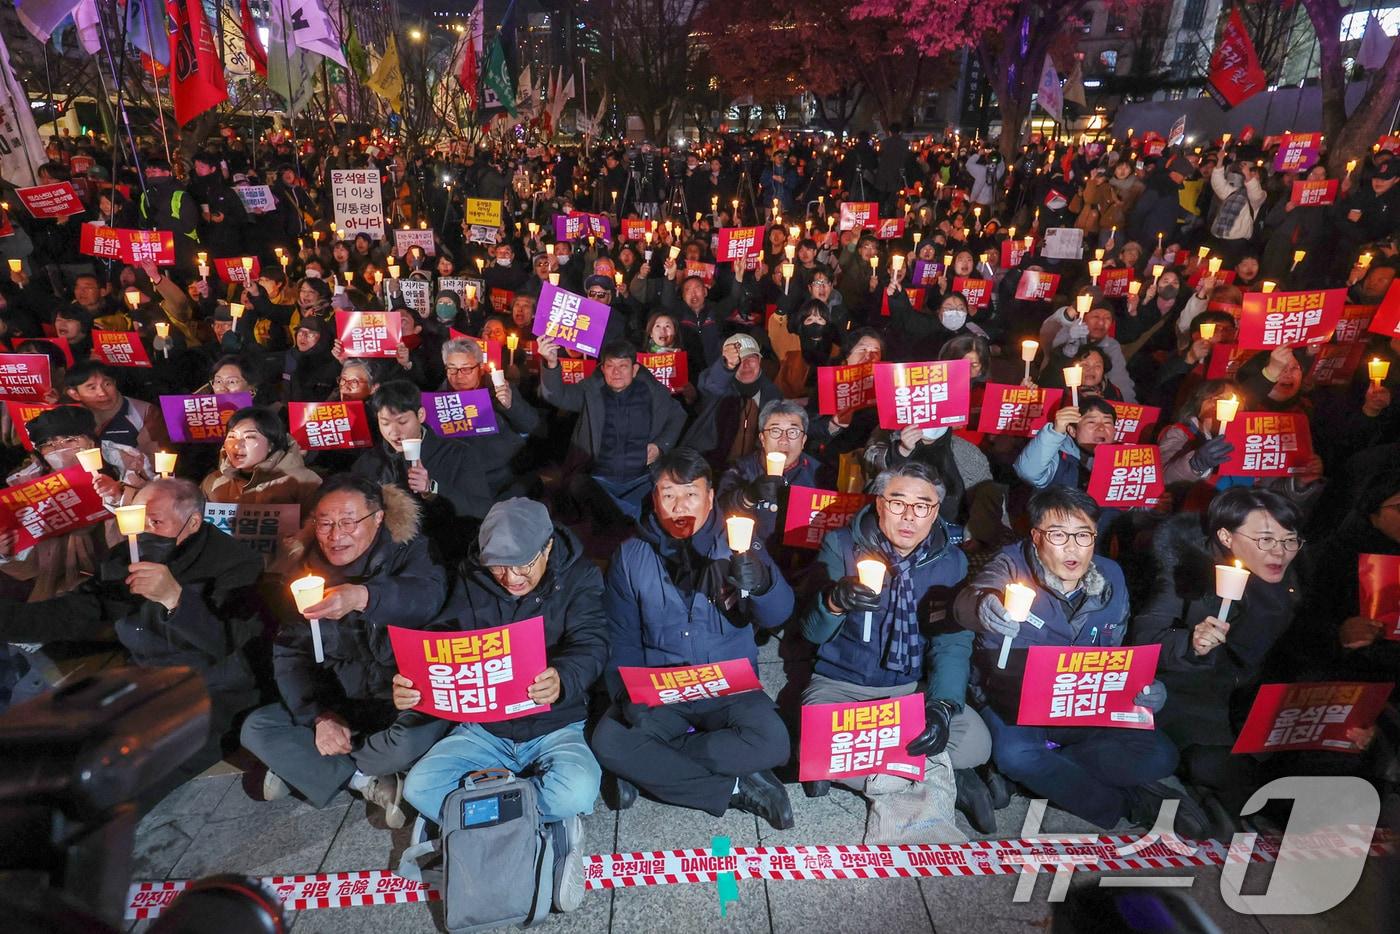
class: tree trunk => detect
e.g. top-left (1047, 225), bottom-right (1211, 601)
top-left (1302, 0), bottom-right (1347, 146)
top-left (1327, 37), bottom-right (1400, 176)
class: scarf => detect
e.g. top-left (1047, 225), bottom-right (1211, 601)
top-left (874, 526), bottom-right (941, 675)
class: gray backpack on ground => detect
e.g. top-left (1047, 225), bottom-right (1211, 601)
top-left (398, 769), bottom-right (555, 932)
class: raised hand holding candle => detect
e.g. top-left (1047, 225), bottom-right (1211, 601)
top-left (77, 447), bottom-right (103, 477)
top-left (1088, 260), bottom-right (1103, 282)
top-left (1021, 339), bottom-right (1038, 381)
top-left (855, 558), bottom-right (887, 643)
top-left (1128, 280), bottom-right (1141, 297)
top-left (781, 261), bottom-right (795, 293)
top-left (891, 254), bottom-right (905, 274)
top-left (1215, 560), bottom-right (1250, 621)
top-left (1151, 263), bottom-right (1164, 285)
top-left (1207, 257), bottom-right (1223, 276)
top-left (998, 582), bottom-right (1036, 669)
top-left (154, 451), bottom-right (177, 478)
top-left (1215, 394), bottom-right (1239, 435)
top-left (726, 515), bottom-right (757, 597)
top-left (115, 504), bottom-right (146, 564)
top-left (491, 365), bottom-right (506, 388)
top-left (400, 436), bottom-right (422, 463)
top-left (1063, 365), bottom-right (1083, 408)
top-left (1291, 250), bottom-right (1306, 270)
top-left (6, 258), bottom-right (20, 274)
top-left (229, 302), bottom-right (244, 321)
top-left (1075, 294), bottom-right (1092, 317)
top-left (290, 575), bottom-right (327, 663)
top-left (1370, 358), bottom-right (1390, 387)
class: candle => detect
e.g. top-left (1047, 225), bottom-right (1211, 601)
top-left (1094, 248), bottom-right (1105, 261)
top-left (1151, 263), bottom-right (1164, 284)
top-left (1128, 280), bottom-right (1142, 297)
top-left (280, 255), bottom-right (290, 268)
top-left (198, 263), bottom-right (209, 278)
top-left (229, 302), bottom-right (244, 321)
top-left (869, 256), bottom-right (879, 272)
top-left (1075, 294), bottom-right (1092, 316)
top-left (781, 261), bottom-right (794, 293)
top-left (855, 558), bottom-right (887, 643)
top-left (1291, 250), bottom-right (1306, 269)
top-left (788, 224), bottom-right (801, 240)
top-left (290, 575), bottom-right (327, 663)
top-left (784, 243), bottom-right (796, 260)
top-left (1197, 246), bottom-right (1210, 260)
top-left (1064, 365), bottom-right (1083, 408)
top-left (241, 256), bottom-right (254, 276)
top-left (506, 333), bottom-right (519, 353)
top-left (387, 263), bottom-right (399, 280)
top-left (6, 258), bottom-right (19, 274)
top-left (1215, 394), bottom-right (1239, 433)
top-left (154, 451), bottom-right (177, 478)
top-left (491, 366), bottom-right (506, 388)
top-left (1088, 260), bottom-right (1102, 282)
top-left (548, 273), bottom-right (559, 286)
top-left (1346, 159), bottom-right (1358, 175)
top-left (943, 253), bottom-right (954, 269)
top-left (77, 447), bottom-right (103, 477)
top-left (1207, 257), bottom-right (1223, 276)
top-left (124, 288), bottom-right (140, 309)
top-left (997, 582), bottom-right (1037, 669)
top-left (1023, 235), bottom-right (1034, 251)
top-left (313, 231), bottom-right (322, 244)
top-left (1215, 560), bottom-right (1250, 622)
top-left (115, 503), bottom-right (146, 564)
top-left (765, 451), bottom-right (786, 477)
top-left (891, 254), bottom-right (905, 273)
top-left (154, 321), bottom-right (169, 339)
top-left (726, 515), bottom-right (757, 597)
top-left (912, 232), bottom-right (922, 248)
top-left (1358, 252), bottom-right (1373, 270)
top-left (614, 271), bottom-right (624, 287)
top-left (197, 251), bottom-right (208, 265)
top-left (1370, 358), bottom-right (1390, 387)
top-left (1260, 280), bottom-right (1276, 293)
top-left (465, 283), bottom-right (478, 302)
top-left (1199, 322), bottom-right (1216, 341)
top-left (274, 247), bottom-right (284, 259)
top-left (1021, 339), bottom-right (1038, 381)
top-left (669, 245), bottom-right (681, 261)
top-left (400, 436), bottom-right (422, 463)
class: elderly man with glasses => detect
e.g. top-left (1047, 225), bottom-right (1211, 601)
top-left (954, 486), bottom-right (1202, 836)
top-left (801, 461), bottom-right (994, 838)
top-left (716, 399), bottom-right (819, 553)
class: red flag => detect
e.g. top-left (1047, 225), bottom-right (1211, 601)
top-left (165, 0), bottom-right (228, 125)
top-left (240, 0), bottom-right (267, 77)
top-left (1206, 9), bottom-right (1267, 110)
top-left (458, 34), bottom-right (479, 110)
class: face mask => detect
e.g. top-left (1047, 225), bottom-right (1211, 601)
top-left (921, 426), bottom-right (949, 442)
top-left (496, 258), bottom-right (511, 267)
top-left (135, 531), bottom-right (181, 565)
top-left (556, 254), bottom-right (569, 265)
top-left (435, 303), bottom-right (457, 320)
top-left (1158, 284), bottom-right (1179, 300)
top-left (801, 324), bottom-right (827, 341)
top-left (941, 309), bottom-right (968, 331)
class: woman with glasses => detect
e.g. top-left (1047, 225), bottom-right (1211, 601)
top-left (201, 406), bottom-right (321, 512)
top-left (242, 474), bottom-right (453, 830)
top-left (1130, 488), bottom-right (1307, 830)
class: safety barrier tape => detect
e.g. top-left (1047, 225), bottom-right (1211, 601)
top-left (124, 829), bottom-right (1394, 920)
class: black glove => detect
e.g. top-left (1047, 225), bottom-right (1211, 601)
top-left (745, 475), bottom-right (784, 508)
top-left (827, 576), bottom-right (880, 614)
top-left (1188, 436), bottom-right (1234, 473)
top-left (727, 549), bottom-right (773, 596)
top-left (905, 699), bottom-right (955, 757)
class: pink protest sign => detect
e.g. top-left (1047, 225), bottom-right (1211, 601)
top-left (388, 617), bottom-right (550, 722)
top-left (716, 226), bottom-right (762, 262)
top-left (1086, 444), bottom-right (1164, 508)
top-left (1236, 289), bottom-right (1345, 349)
top-left (0, 353), bottom-right (51, 401)
top-left (637, 350), bottom-right (688, 393)
top-left (619, 659), bottom-right (763, 706)
top-left (1218, 411), bottom-right (1314, 477)
top-left (1016, 644), bottom-right (1161, 730)
top-left (798, 694), bottom-right (925, 782)
top-left (872, 359), bottom-right (971, 430)
top-left (335, 311), bottom-right (402, 358)
top-left (977, 384), bottom-right (1063, 438)
top-left (838, 202), bottom-right (878, 230)
top-left (1233, 682), bottom-right (1393, 754)
top-left (816, 362), bottom-right (875, 415)
top-left (533, 283), bottom-right (611, 357)
top-left (782, 486), bottom-right (872, 550)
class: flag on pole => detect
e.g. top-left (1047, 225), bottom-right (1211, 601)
top-left (14, 0), bottom-right (80, 43)
top-left (267, 0), bottom-right (318, 114)
top-left (483, 35), bottom-right (516, 117)
top-left (73, 0), bottom-right (101, 54)
top-left (0, 29), bottom-right (49, 187)
top-left (1168, 114), bottom-right (1187, 147)
top-left (1206, 8), bottom-right (1267, 109)
top-left (1037, 55), bottom-right (1063, 123)
top-left (367, 35), bottom-right (404, 113)
top-left (458, 1), bottom-right (483, 107)
top-left (516, 63), bottom-right (534, 118)
top-left (126, 0), bottom-right (171, 67)
top-left (281, 0), bottom-right (346, 68)
top-left (240, 0), bottom-right (267, 76)
top-left (165, 0), bottom-right (228, 125)
top-left (1062, 58), bottom-right (1086, 110)
top-left (1359, 14), bottom-right (1394, 71)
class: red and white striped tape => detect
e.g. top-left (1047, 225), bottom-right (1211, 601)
top-left (125, 829), bottom-right (1394, 920)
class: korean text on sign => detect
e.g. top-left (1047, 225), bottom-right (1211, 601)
top-left (873, 358), bottom-right (971, 430)
top-left (289, 401), bottom-right (373, 450)
top-left (1237, 289), bottom-right (1344, 349)
top-left (816, 362), bottom-right (876, 415)
top-left (1233, 682), bottom-right (1394, 754)
top-left (1087, 444), bottom-right (1163, 508)
top-left (618, 659), bottom-right (763, 707)
top-left (202, 503), bottom-right (299, 560)
top-left (92, 331), bottom-right (152, 368)
top-left (977, 384), bottom-right (1062, 437)
top-left (388, 617), bottom-right (550, 723)
top-left (1016, 644), bottom-right (1161, 730)
top-left (335, 311), bottom-right (401, 358)
top-left (158, 392), bottom-right (253, 443)
top-left (798, 694), bottom-right (925, 782)
top-left (782, 486), bottom-right (872, 549)
top-left (0, 354), bottom-right (50, 402)
top-left (421, 389), bottom-right (499, 437)
top-left (1219, 412), bottom-right (1313, 477)
top-left (637, 351), bottom-right (688, 394)
top-left (330, 169), bottom-right (385, 240)
top-left (1107, 401), bottom-right (1161, 443)
top-left (0, 466), bottom-right (109, 552)
top-left (532, 283), bottom-right (611, 357)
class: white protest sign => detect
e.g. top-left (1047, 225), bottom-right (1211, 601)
top-left (1040, 227), bottom-right (1085, 261)
top-left (330, 169), bottom-right (385, 240)
top-left (394, 228), bottom-right (436, 257)
top-left (233, 185), bottom-right (275, 214)
top-left (397, 278), bottom-right (431, 314)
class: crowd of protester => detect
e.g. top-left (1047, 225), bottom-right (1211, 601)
top-left (0, 123), bottom-right (1397, 911)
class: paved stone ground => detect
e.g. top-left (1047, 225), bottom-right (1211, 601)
top-left (127, 641), bottom-right (1382, 933)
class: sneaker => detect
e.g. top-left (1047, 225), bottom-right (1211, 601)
top-left (1128, 780), bottom-right (1210, 840)
top-left (361, 773), bottom-right (408, 829)
top-left (262, 770), bottom-right (290, 802)
top-left (552, 815), bottom-right (585, 913)
top-left (730, 770), bottom-right (795, 830)
top-left (954, 768), bottom-right (997, 835)
top-left (802, 780), bottom-right (831, 798)
top-left (603, 773), bottom-right (637, 811)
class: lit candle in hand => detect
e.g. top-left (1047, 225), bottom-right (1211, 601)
top-left (290, 575), bottom-right (327, 663)
top-left (998, 582), bottom-right (1036, 669)
top-left (726, 516), bottom-right (757, 597)
top-left (1214, 560), bottom-right (1250, 622)
top-left (1063, 365), bottom-right (1083, 408)
top-left (855, 558), bottom-right (887, 643)
top-left (1369, 358), bottom-right (1390, 388)
top-left (115, 503), bottom-right (146, 565)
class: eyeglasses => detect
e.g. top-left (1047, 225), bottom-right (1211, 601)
top-left (488, 549), bottom-right (545, 577)
top-left (1036, 528), bottom-right (1098, 547)
top-left (313, 510), bottom-right (381, 536)
top-left (880, 496), bottom-right (940, 518)
top-left (338, 377), bottom-right (367, 389)
top-left (211, 378), bottom-right (248, 391)
top-left (1234, 533), bottom-right (1303, 553)
top-left (445, 364), bottom-right (481, 376)
top-left (586, 290), bottom-right (610, 299)
top-left (763, 426), bottom-right (805, 441)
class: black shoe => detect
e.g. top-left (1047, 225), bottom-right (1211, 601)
top-left (978, 762), bottom-right (1012, 810)
top-left (1127, 780), bottom-right (1211, 840)
top-left (955, 768), bottom-right (997, 835)
top-left (730, 770), bottom-right (795, 830)
top-left (604, 773), bottom-right (638, 811)
top-left (802, 780), bottom-right (831, 798)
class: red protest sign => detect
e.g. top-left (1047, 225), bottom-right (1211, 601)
top-left (558, 358), bottom-right (596, 385)
top-left (873, 359), bottom-right (972, 430)
top-left (215, 256), bottom-right (261, 284)
top-left (27, 337), bottom-right (73, 368)
top-left (1290, 179), bottom-right (1339, 206)
top-left (1087, 444), bottom-right (1164, 508)
top-left (5, 401), bottom-right (54, 450)
top-left (1308, 342), bottom-right (1366, 387)
top-left (91, 331), bottom-right (152, 368)
top-left (388, 618), bottom-right (551, 722)
top-left (16, 182), bottom-right (84, 218)
top-left (1205, 343), bottom-right (1256, 380)
top-left (684, 260), bottom-right (717, 288)
top-left (79, 225), bottom-right (177, 265)
top-left (1016, 644), bottom-right (1161, 730)
top-left (0, 354), bottom-right (51, 401)
top-left (70, 155), bottom-right (94, 175)
top-left (1107, 401), bottom-right (1162, 443)
top-left (488, 288), bottom-right (514, 313)
top-left (1218, 411), bottom-right (1314, 477)
top-left (1098, 267), bottom-right (1136, 298)
top-left (637, 350), bottom-right (689, 394)
top-left (0, 466), bottom-right (110, 552)
top-left (782, 486), bottom-right (872, 550)
top-left (1186, 267), bottom-right (1236, 290)
top-left (1000, 240), bottom-right (1032, 268)
top-left (1335, 304), bottom-right (1376, 343)
top-left (1359, 554), bottom-right (1400, 636)
top-left (620, 218), bottom-right (653, 242)
top-left (874, 217), bottom-right (905, 240)
top-left (619, 659), bottom-right (763, 706)
top-left (716, 226), bottom-right (762, 262)
top-left (817, 362), bottom-right (876, 415)
top-left (335, 311), bottom-right (402, 358)
top-left (1237, 289), bottom-right (1345, 349)
top-left (798, 694), bottom-right (925, 783)
top-left (1014, 270), bottom-right (1060, 302)
top-left (951, 276), bottom-right (992, 308)
top-left (288, 400), bottom-right (374, 450)
top-left (977, 384), bottom-right (1062, 437)
top-left (880, 287), bottom-right (925, 317)
top-left (1369, 281), bottom-right (1400, 338)
top-left (1232, 682), bottom-right (1393, 754)
top-left (1273, 133), bottom-right (1322, 173)
top-left (838, 202), bottom-right (878, 231)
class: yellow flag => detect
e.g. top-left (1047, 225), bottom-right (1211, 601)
top-left (368, 36), bottom-right (404, 113)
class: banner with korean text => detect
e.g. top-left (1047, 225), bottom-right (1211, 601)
top-left (289, 401), bottom-right (374, 451)
top-left (1236, 289), bottom-right (1345, 349)
top-left (619, 659), bottom-right (762, 706)
top-left (80, 225), bottom-right (176, 265)
top-left (330, 169), bottom-right (385, 240)
top-left (1016, 645), bottom-right (1161, 730)
top-left (389, 617), bottom-right (550, 722)
top-left (335, 311), bottom-right (402, 358)
top-left (1086, 444), bottom-right (1164, 508)
top-left (421, 389), bottom-right (499, 438)
top-left (533, 283), bottom-right (610, 356)
top-left (92, 331), bottom-right (152, 368)
top-left (0, 466), bottom-right (109, 552)
top-left (0, 353), bottom-right (50, 401)
top-left (873, 359), bottom-right (971, 430)
top-left (977, 384), bottom-right (1062, 438)
top-left (1218, 411), bottom-right (1313, 477)
top-left (637, 351), bottom-right (688, 394)
top-left (798, 694), bottom-right (926, 782)
top-left (1233, 682), bottom-right (1393, 754)
top-left (782, 486), bottom-right (872, 550)
top-left (817, 362), bottom-right (876, 415)
top-left (159, 392), bottom-right (253, 443)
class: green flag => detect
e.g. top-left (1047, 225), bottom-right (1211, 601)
top-left (483, 35), bottom-right (516, 117)
top-left (346, 24), bottom-right (369, 82)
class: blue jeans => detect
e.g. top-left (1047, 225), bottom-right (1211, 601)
top-left (980, 706), bottom-right (1178, 829)
top-left (403, 721), bottom-right (600, 824)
